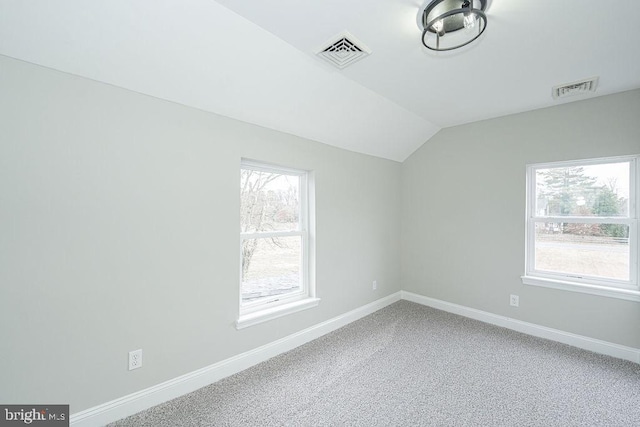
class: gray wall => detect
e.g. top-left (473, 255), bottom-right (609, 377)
top-left (0, 56), bottom-right (401, 412)
top-left (401, 89), bottom-right (640, 348)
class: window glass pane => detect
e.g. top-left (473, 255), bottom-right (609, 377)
top-left (240, 169), bottom-right (300, 233)
top-left (535, 162), bottom-right (630, 217)
top-left (241, 236), bottom-right (302, 304)
top-left (534, 222), bottom-right (630, 281)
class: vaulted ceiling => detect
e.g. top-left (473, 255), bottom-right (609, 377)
top-left (1, 1), bottom-right (639, 161)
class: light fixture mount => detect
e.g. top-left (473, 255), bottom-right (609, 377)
top-left (419, 0), bottom-right (489, 51)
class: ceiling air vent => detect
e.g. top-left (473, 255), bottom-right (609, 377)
top-left (552, 77), bottom-right (599, 99)
top-left (316, 31), bottom-right (371, 69)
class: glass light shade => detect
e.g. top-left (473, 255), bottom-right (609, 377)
top-left (463, 13), bottom-right (476, 29)
top-left (421, 0), bottom-right (488, 51)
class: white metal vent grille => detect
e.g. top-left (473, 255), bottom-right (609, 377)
top-left (552, 77), bottom-right (599, 99)
top-left (316, 31), bottom-right (371, 69)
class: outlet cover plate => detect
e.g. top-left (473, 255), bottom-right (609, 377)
top-left (129, 349), bottom-right (143, 370)
top-left (510, 294), bottom-right (519, 307)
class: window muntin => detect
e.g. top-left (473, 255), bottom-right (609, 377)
top-left (525, 156), bottom-right (638, 293)
top-left (240, 160), bottom-right (309, 313)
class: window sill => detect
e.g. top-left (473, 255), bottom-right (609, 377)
top-left (236, 297), bottom-right (321, 330)
top-left (521, 276), bottom-right (640, 302)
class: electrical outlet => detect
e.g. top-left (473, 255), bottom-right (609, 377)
top-left (510, 294), bottom-right (519, 307)
top-left (372, 280), bottom-right (377, 290)
top-left (129, 349), bottom-right (143, 370)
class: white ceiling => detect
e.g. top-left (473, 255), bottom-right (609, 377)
top-left (1, 1), bottom-right (639, 161)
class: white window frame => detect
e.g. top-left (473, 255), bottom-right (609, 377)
top-left (237, 159), bottom-right (318, 329)
top-left (522, 155), bottom-right (640, 302)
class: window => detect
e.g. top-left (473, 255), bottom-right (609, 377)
top-left (237, 160), bottom-right (318, 328)
top-left (522, 156), bottom-right (639, 301)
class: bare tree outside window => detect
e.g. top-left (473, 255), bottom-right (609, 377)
top-left (240, 165), bottom-right (304, 305)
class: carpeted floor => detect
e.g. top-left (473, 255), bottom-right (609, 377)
top-left (110, 301), bottom-right (640, 426)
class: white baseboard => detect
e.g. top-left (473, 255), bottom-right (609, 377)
top-left (70, 292), bottom-right (401, 427)
top-left (401, 290), bottom-right (640, 364)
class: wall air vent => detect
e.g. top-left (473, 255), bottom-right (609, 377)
top-left (552, 77), bottom-right (599, 99)
top-left (316, 31), bottom-right (371, 69)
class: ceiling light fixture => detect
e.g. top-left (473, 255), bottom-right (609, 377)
top-left (419, 0), bottom-right (490, 51)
